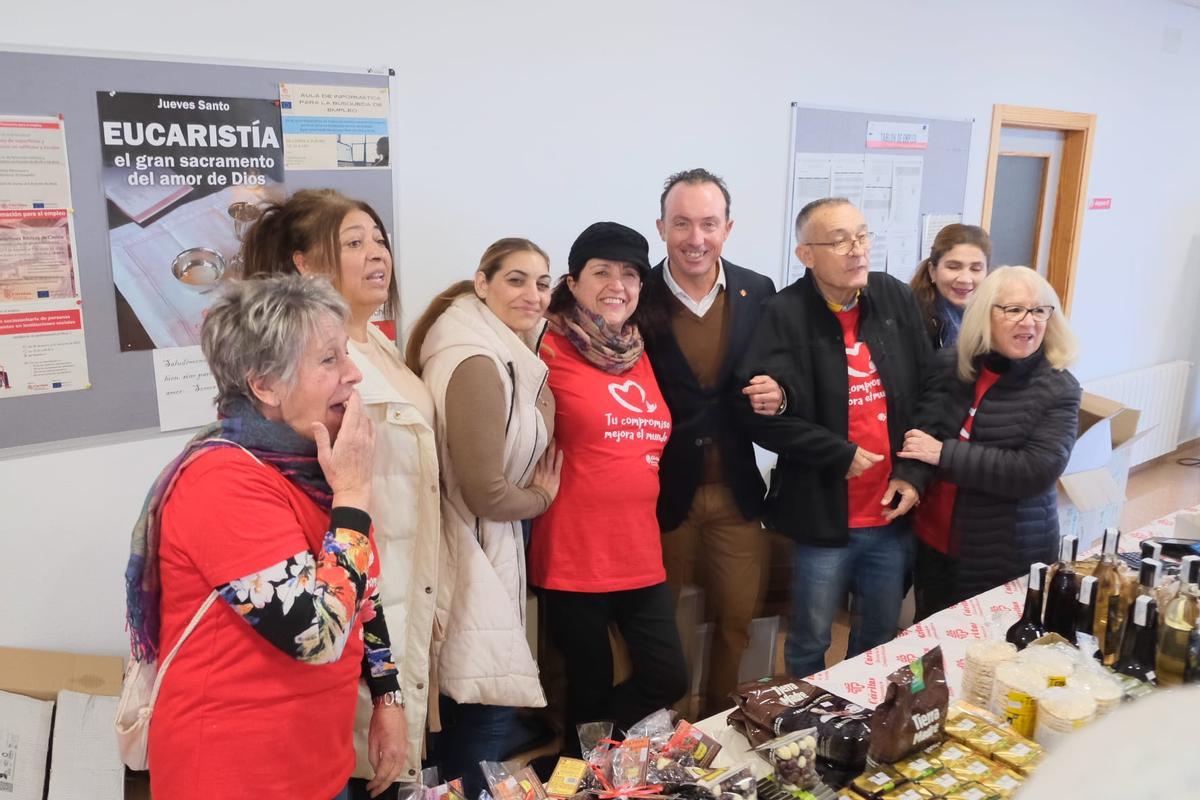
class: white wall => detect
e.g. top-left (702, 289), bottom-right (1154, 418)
top-left (4, 0), bottom-right (1200, 656)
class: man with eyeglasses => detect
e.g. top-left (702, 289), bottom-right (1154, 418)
top-left (735, 196), bottom-right (934, 679)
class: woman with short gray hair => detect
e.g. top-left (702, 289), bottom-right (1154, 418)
top-left (123, 274), bottom-right (405, 800)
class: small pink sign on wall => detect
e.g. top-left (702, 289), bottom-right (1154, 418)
top-left (1088, 197), bottom-right (1112, 210)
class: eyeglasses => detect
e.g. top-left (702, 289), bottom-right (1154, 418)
top-left (993, 304), bottom-right (1054, 322)
top-left (805, 231), bottom-right (875, 256)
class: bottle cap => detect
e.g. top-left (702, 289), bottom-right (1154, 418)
top-left (1141, 540), bottom-right (1163, 560)
top-left (1133, 594), bottom-right (1153, 626)
top-left (1078, 575), bottom-right (1097, 605)
top-left (1139, 558), bottom-right (1162, 587)
top-left (1060, 534), bottom-right (1078, 562)
top-left (1029, 561), bottom-right (1048, 590)
top-left (1182, 555), bottom-right (1200, 586)
top-left (1103, 527), bottom-right (1120, 553)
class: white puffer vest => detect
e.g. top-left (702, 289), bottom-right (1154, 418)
top-left (420, 296), bottom-right (549, 708)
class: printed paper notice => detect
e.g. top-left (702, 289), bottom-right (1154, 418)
top-left (886, 230), bottom-right (921, 283)
top-left (921, 213), bottom-right (963, 259)
top-left (0, 116), bottom-right (73, 209)
top-left (152, 345), bottom-right (217, 431)
top-left (279, 83), bottom-right (391, 170)
top-left (866, 120), bottom-right (929, 150)
top-left (0, 115), bottom-right (90, 400)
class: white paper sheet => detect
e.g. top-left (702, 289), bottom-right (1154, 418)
top-left (886, 229), bottom-right (920, 282)
top-left (862, 187), bottom-right (892, 233)
top-left (152, 345), bottom-right (218, 431)
top-left (921, 212), bottom-right (964, 259)
top-left (888, 155), bottom-right (924, 231)
top-left (279, 83), bottom-right (391, 170)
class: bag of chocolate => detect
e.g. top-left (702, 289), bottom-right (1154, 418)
top-left (867, 647), bottom-right (950, 764)
top-left (731, 677), bottom-right (824, 736)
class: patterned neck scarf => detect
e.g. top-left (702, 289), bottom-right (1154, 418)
top-left (936, 293), bottom-right (965, 348)
top-left (548, 300), bottom-right (644, 375)
top-left (123, 396), bottom-right (332, 662)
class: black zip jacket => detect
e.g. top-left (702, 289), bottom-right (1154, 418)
top-left (734, 270), bottom-right (934, 546)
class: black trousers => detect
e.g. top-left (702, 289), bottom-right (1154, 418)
top-left (540, 582), bottom-right (688, 753)
top-left (914, 540), bottom-right (959, 621)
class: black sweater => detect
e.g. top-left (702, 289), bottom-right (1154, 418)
top-left (734, 270), bottom-right (933, 546)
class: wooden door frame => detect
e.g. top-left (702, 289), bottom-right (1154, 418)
top-left (981, 105), bottom-right (1097, 316)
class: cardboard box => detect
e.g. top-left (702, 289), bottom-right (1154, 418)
top-left (0, 647), bottom-right (124, 701)
top-left (1057, 392), bottom-right (1151, 550)
top-left (0, 649), bottom-right (127, 798)
top-left (47, 690), bottom-right (124, 800)
top-left (0, 689), bottom-right (54, 800)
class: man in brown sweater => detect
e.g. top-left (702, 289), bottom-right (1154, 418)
top-left (644, 169), bottom-right (780, 716)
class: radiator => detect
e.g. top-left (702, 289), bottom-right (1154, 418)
top-left (1083, 360), bottom-right (1191, 466)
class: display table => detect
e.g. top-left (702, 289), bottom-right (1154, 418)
top-left (695, 502), bottom-right (1200, 770)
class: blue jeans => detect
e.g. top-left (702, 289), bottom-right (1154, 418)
top-left (785, 522), bottom-right (914, 678)
top-left (427, 697), bottom-right (517, 800)
top-left (332, 787), bottom-right (351, 800)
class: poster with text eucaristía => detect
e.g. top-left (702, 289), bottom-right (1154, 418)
top-left (96, 91), bottom-right (285, 351)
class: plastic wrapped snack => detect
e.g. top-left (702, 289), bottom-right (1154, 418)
top-left (732, 677), bottom-right (825, 737)
top-left (663, 719), bottom-right (723, 768)
top-left (850, 765), bottom-right (906, 799)
top-left (610, 738), bottom-right (651, 794)
top-left (990, 736), bottom-right (1044, 776)
top-left (989, 660), bottom-right (1046, 738)
top-left (544, 758), bottom-right (589, 799)
top-left (751, 728), bottom-right (819, 792)
top-left (1033, 686), bottom-right (1096, 749)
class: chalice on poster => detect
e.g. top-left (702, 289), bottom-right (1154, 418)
top-left (226, 200), bottom-right (264, 279)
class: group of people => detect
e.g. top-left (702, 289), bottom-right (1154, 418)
top-left (123, 169), bottom-right (1082, 799)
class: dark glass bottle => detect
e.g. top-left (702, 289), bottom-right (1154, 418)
top-left (1075, 575), bottom-right (1101, 662)
top-left (1006, 562), bottom-right (1048, 650)
top-left (1043, 536), bottom-right (1080, 639)
top-left (1115, 594), bottom-right (1159, 684)
top-left (1141, 540), bottom-right (1163, 562)
top-left (1155, 555), bottom-right (1200, 687)
top-left (1114, 558), bottom-right (1162, 666)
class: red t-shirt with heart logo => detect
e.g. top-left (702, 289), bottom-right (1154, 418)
top-left (530, 329), bottom-right (672, 592)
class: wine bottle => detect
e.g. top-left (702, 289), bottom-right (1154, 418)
top-left (1093, 528), bottom-right (1123, 664)
top-left (1184, 618), bottom-right (1200, 684)
top-left (1115, 594), bottom-right (1159, 684)
top-left (1006, 562), bottom-right (1048, 650)
top-left (1155, 555), bottom-right (1200, 687)
top-left (1113, 558), bottom-right (1162, 667)
top-left (1044, 536), bottom-right (1080, 639)
top-left (1075, 575), bottom-right (1101, 661)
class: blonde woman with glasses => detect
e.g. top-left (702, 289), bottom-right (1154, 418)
top-left (898, 266), bottom-right (1081, 617)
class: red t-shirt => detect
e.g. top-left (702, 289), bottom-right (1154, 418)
top-left (914, 367), bottom-right (1003, 553)
top-left (837, 306), bottom-right (892, 528)
top-left (149, 447), bottom-right (375, 800)
top-left (530, 330), bottom-right (671, 592)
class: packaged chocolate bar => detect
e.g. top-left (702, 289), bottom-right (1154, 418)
top-left (545, 758), bottom-right (589, 799)
top-left (946, 754), bottom-right (995, 784)
top-left (850, 765), bottom-right (906, 799)
top-left (943, 713), bottom-right (987, 742)
top-left (990, 737), bottom-right (1044, 775)
top-left (928, 741), bottom-right (972, 767)
top-left (915, 770), bottom-right (962, 796)
top-left (664, 719), bottom-right (723, 767)
top-left (880, 786), bottom-right (934, 800)
top-left (480, 763), bottom-right (548, 800)
top-left (727, 706), bottom-right (775, 749)
top-left (961, 725), bottom-right (1011, 756)
top-left (978, 766), bottom-right (1023, 798)
top-left (868, 648), bottom-right (950, 764)
top-left (891, 753), bottom-right (940, 781)
top-left (944, 783), bottom-right (1000, 800)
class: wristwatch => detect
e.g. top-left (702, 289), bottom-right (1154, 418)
top-left (371, 688), bottom-right (405, 708)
